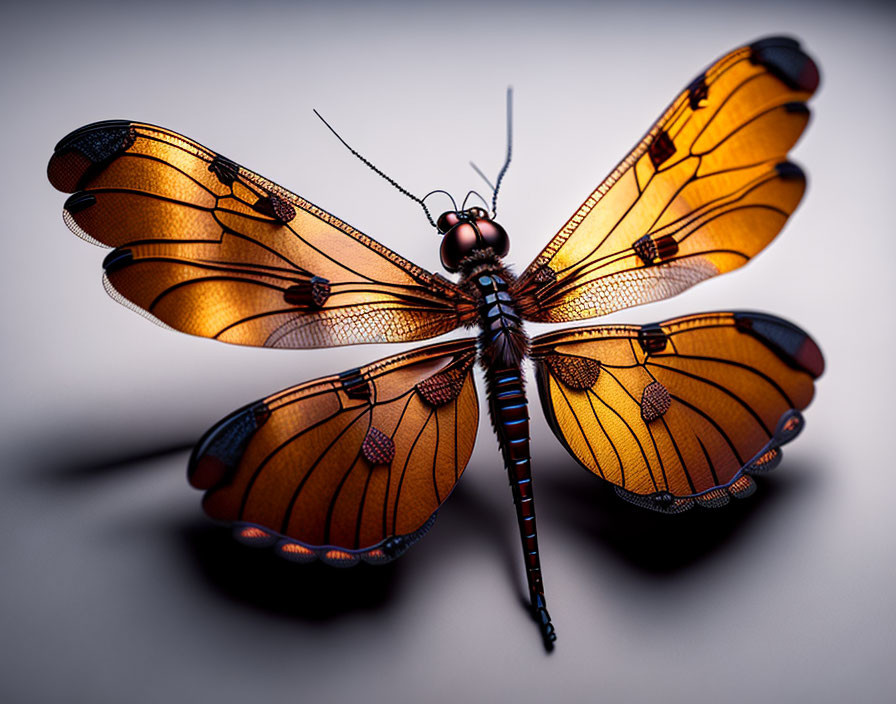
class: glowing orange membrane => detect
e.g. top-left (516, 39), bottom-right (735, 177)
top-left (240, 527), bottom-right (270, 540)
top-left (280, 543), bottom-right (313, 556)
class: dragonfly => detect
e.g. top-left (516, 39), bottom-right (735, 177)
top-left (47, 36), bottom-right (823, 649)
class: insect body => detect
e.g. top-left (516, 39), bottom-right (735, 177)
top-left (462, 241), bottom-right (551, 637)
top-left (48, 37), bottom-right (823, 650)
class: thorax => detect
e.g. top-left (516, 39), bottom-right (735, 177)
top-left (459, 255), bottom-right (529, 369)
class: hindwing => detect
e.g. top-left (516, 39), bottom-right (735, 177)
top-left (531, 312), bottom-right (823, 512)
top-left (189, 338), bottom-right (479, 563)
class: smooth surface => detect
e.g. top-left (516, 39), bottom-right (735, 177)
top-left (2, 1), bottom-right (894, 702)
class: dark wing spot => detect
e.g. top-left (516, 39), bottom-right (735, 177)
top-left (545, 353), bottom-right (601, 390)
top-left (416, 366), bottom-right (467, 407)
top-left (655, 235), bottom-right (679, 260)
top-left (283, 276), bottom-right (331, 308)
top-left (638, 324), bottom-right (668, 354)
top-left (252, 194), bottom-right (296, 223)
top-left (634, 235), bottom-right (678, 265)
top-left (633, 235), bottom-right (658, 264)
top-left (688, 72), bottom-right (709, 110)
top-left (208, 155), bottom-right (241, 186)
top-left (339, 368), bottom-right (372, 400)
top-left (648, 129), bottom-right (676, 168)
top-left (640, 381), bottom-right (671, 422)
top-left (362, 427), bottom-right (395, 465)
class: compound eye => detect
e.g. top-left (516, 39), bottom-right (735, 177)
top-left (437, 211), bottom-right (462, 234)
top-left (474, 219), bottom-right (510, 257)
top-left (440, 222), bottom-right (479, 272)
top-left (465, 206), bottom-right (488, 219)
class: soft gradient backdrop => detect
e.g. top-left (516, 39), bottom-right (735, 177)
top-left (2, 1), bottom-right (894, 702)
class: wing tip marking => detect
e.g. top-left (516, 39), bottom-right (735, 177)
top-left (102, 248), bottom-right (134, 274)
top-left (63, 192), bottom-right (97, 214)
top-left (734, 312), bottom-right (825, 379)
top-left (775, 161), bottom-right (806, 182)
top-left (749, 36), bottom-right (820, 94)
top-left (49, 121), bottom-right (137, 192)
top-left (188, 401), bottom-right (271, 489)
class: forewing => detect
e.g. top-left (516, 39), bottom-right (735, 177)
top-left (514, 37), bottom-right (819, 323)
top-left (48, 121), bottom-right (475, 348)
top-left (188, 338), bottom-right (479, 564)
top-left (531, 312), bottom-right (823, 512)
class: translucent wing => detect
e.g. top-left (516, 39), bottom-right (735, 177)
top-left (531, 312), bottom-right (823, 512)
top-left (48, 121), bottom-right (476, 348)
top-left (513, 37), bottom-right (819, 323)
top-left (188, 338), bottom-right (479, 564)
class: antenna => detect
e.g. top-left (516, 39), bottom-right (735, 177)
top-left (313, 109), bottom-right (437, 228)
top-left (461, 189), bottom-right (491, 211)
top-left (469, 161), bottom-right (496, 192)
top-left (468, 87), bottom-right (513, 217)
top-left (491, 87), bottom-right (513, 217)
top-left (421, 189), bottom-right (459, 212)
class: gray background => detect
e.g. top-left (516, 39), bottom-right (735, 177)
top-left (2, 1), bottom-right (894, 702)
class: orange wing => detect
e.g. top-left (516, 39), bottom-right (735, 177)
top-left (48, 121), bottom-right (475, 348)
top-left (531, 312), bottom-right (823, 512)
top-left (188, 338), bottom-right (479, 564)
top-left (513, 37), bottom-right (819, 323)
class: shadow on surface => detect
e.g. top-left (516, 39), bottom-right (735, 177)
top-left (15, 417), bottom-right (821, 619)
top-left (13, 417), bottom-right (525, 626)
top-left (175, 520), bottom-right (403, 622)
top-left (171, 474), bottom-right (524, 624)
top-left (9, 422), bottom-right (198, 486)
top-left (538, 454), bottom-right (820, 576)
top-left (34, 439), bottom-right (196, 484)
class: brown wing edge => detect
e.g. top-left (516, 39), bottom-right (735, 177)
top-left (187, 338), bottom-right (479, 565)
top-left (532, 311), bottom-right (824, 514)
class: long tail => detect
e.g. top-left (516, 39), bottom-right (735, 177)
top-left (486, 365), bottom-right (556, 649)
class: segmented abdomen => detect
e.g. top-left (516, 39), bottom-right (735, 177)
top-left (486, 365), bottom-right (545, 596)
